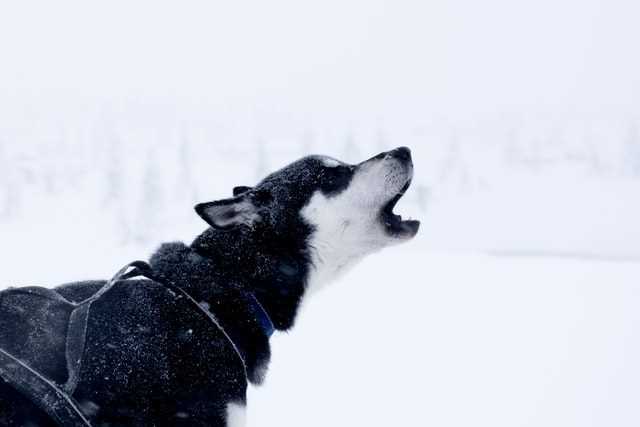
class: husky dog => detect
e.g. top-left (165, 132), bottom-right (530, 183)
top-left (0, 147), bottom-right (419, 427)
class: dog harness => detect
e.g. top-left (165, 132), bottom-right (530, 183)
top-left (0, 261), bottom-right (273, 426)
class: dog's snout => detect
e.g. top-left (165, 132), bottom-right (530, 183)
top-left (360, 146), bottom-right (413, 167)
top-left (387, 146), bottom-right (412, 163)
top-left (391, 146), bottom-right (411, 162)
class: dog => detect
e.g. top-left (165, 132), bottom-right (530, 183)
top-left (0, 147), bottom-right (419, 426)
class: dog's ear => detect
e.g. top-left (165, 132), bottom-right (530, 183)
top-left (233, 186), bottom-right (252, 196)
top-left (195, 195), bottom-right (260, 229)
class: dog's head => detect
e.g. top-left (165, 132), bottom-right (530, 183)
top-left (195, 147), bottom-right (419, 291)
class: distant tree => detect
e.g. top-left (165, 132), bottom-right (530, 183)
top-left (98, 130), bottom-right (133, 243)
top-left (300, 129), bottom-right (315, 157)
top-left (175, 129), bottom-right (199, 203)
top-left (42, 138), bottom-right (62, 194)
top-left (255, 137), bottom-right (269, 180)
top-left (0, 140), bottom-right (13, 219)
top-left (414, 183), bottom-right (430, 212)
top-left (626, 122), bottom-right (640, 177)
top-left (503, 126), bottom-right (522, 165)
top-left (5, 175), bottom-right (20, 220)
top-left (375, 127), bottom-right (390, 154)
top-left (0, 141), bottom-right (25, 220)
top-left (438, 129), bottom-right (470, 193)
top-left (134, 150), bottom-right (164, 244)
top-left (342, 130), bottom-right (360, 163)
top-left (102, 132), bottom-right (124, 207)
top-left (583, 130), bottom-right (603, 175)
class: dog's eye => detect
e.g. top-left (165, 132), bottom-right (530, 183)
top-left (319, 165), bottom-right (354, 196)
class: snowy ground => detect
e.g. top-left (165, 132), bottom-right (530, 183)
top-left (250, 246), bottom-right (640, 427)
top-left (1, 199), bottom-right (639, 426)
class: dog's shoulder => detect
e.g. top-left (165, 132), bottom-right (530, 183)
top-left (55, 272), bottom-right (248, 423)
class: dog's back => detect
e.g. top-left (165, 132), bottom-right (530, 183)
top-left (0, 277), bottom-right (247, 426)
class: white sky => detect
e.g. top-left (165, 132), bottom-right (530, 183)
top-left (0, 0), bottom-right (639, 118)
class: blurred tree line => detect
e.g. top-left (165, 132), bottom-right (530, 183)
top-left (0, 117), bottom-right (639, 243)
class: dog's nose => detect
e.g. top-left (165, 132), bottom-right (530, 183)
top-left (388, 146), bottom-right (412, 163)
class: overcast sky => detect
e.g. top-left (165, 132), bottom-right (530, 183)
top-left (1, 0), bottom-right (639, 119)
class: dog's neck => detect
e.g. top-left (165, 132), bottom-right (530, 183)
top-left (148, 224), bottom-right (367, 384)
top-left (189, 227), bottom-right (311, 330)
top-left (149, 240), bottom-right (280, 384)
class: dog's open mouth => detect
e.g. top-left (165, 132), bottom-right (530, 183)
top-left (381, 179), bottom-right (420, 238)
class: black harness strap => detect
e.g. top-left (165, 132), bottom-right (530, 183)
top-left (63, 260), bottom-right (250, 391)
top-left (64, 262), bottom-right (147, 394)
top-left (121, 261), bottom-right (248, 375)
top-left (0, 347), bottom-right (91, 427)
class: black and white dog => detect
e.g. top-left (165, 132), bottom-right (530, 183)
top-left (0, 147), bottom-right (419, 426)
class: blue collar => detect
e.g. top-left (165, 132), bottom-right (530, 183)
top-left (245, 293), bottom-right (275, 338)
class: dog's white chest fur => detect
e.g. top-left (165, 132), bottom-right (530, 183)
top-left (226, 402), bottom-right (246, 427)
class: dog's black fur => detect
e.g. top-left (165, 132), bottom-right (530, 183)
top-left (0, 148), bottom-right (418, 426)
